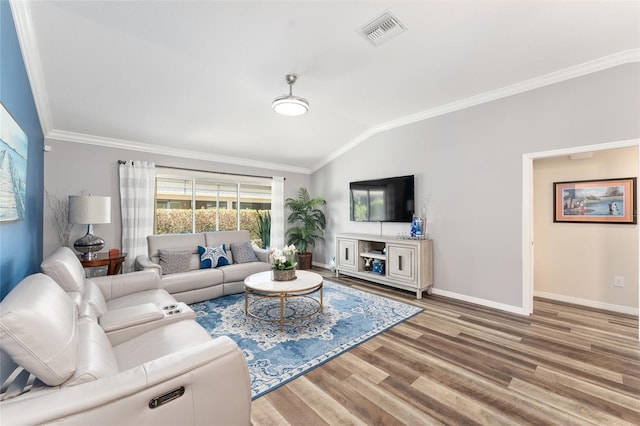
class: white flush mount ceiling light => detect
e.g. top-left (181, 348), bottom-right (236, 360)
top-left (272, 74), bottom-right (309, 116)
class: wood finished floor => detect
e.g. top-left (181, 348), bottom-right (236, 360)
top-left (251, 269), bottom-right (640, 426)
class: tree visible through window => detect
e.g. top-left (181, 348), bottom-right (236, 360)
top-left (154, 168), bottom-right (271, 247)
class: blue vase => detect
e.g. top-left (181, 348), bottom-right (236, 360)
top-left (372, 260), bottom-right (384, 274)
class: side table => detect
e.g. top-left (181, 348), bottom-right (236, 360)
top-left (77, 252), bottom-right (127, 275)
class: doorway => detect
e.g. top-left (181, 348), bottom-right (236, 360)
top-left (522, 139), bottom-right (640, 339)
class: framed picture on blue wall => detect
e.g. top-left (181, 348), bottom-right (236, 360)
top-left (0, 102), bottom-right (28, 222)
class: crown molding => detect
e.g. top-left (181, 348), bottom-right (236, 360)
top-left (46, 130), bottom-right (312, 175)
top-left (9, 0), bottom-right (53, 135)
top-left (311, 49), bottom-right (640, 172)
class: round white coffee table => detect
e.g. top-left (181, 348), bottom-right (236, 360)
top-left (244, 270), bottom-right (323, 331)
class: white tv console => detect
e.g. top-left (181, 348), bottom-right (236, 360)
top-left (335, 233), bottom-right (433, 299)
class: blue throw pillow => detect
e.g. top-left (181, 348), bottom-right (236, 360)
top-left (198, 244), bottom-right (230, 269)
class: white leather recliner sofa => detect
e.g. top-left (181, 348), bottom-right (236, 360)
top-left (41, 247), bottom-right (198, 344)
top-left (0, 272), bottom-right (252, 425)
top-left (42, 246), bottom-right (176, 312)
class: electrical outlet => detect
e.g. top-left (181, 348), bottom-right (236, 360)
top-left (614, 276), bottom-right (624, 287)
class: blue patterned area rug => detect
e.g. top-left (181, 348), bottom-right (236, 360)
top-left (191, 280), bottom-right (422, 399)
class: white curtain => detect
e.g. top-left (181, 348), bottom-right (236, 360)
top-left (270, 176), bottom-right (285, 249)
top-left (119, 161), bottom-right (155, 272)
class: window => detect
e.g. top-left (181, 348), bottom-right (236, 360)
top-left (154, 168), bottom-right (272, 245)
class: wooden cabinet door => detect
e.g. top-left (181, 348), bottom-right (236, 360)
top-left (337, 238), bottom-right (358, 271)
top-left (387, 244), bottom-right (416, 283)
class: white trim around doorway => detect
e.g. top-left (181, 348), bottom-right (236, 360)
top-left (522, 139), bottom-right (640, 339)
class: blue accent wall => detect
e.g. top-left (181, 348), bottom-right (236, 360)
top-left (0, 0), bottom-right (44, 299)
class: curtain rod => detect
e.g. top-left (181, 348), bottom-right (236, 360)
top-left (117, 160), bottom-right (283, 180)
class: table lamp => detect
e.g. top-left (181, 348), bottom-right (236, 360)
top-left (69, 195), bottom-right (111, 259)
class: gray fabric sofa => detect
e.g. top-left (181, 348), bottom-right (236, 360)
top-left (135, 230), bottom-right (272, 304)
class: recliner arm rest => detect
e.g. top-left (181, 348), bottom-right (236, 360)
top-left (135, 255), bottom-right (162, 275)
top-left (0, 337), bottom-right (252, 426)
top-left (99, 303), bottom-right (165, 332)
top-left (253, 247), bottom-right (273, 263)
top-left (92, 270), bottom-right (162, 301)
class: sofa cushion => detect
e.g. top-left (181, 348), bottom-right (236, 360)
top-left (253, 246), bottom-right (272, 263)
top-left (78, 300), bottom-right (99, 321)
top-left (224, 248), bottom-right (234, 264)
top-left (147, 233), bottom-right (205, 258)
top-left (113, 320), bottom-right (212, 371)
top-left (161, 268), bottom-right (224, 294)
top-left (198, 245), bottom-right (230, 268)
top-left (0, 274), bottom-right (79, 386)
top-left (204, 230), bottom-right (252, 247)
top-left (67, 291), bottom-right (83, 307)
top-left (105, 289), bottom-right (176, 311)
top-left (83, 279), bottom-right (109, 316)
top-left (220, 262), bottom-right (272, 283)
top-left (230, 242), bottom-right (259, 264)
top-left (65, 318), bottom-right (119, 386)
top-left (159, 249), bottom-right (192, 275)
top-left (41, 246), bottom-right (86, 294)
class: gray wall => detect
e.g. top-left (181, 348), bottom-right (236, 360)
top-left (311, 63), bottom-right (640, 310)
top-left (43, 140), bottom-right (310, 258)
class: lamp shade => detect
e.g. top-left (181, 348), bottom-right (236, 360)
top-left (68, 196), bottom-right (111, 224)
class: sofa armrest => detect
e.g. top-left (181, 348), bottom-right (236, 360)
top-left (99, 303), bottom-right (165, 332)
top-left (146, 336), bottom-right (252, 426)
top-left (92, 270), bottom-right (162, 301)
top-left (135, 254), bottom-right (162, 275)
top-left (253, 247), bottom-right (273, 263)
top-left (0, 337), bottom-right (251, 426)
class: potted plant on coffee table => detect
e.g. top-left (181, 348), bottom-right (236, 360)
top-left (285, 187), bottom-right (326, 270)
top-left (270, 245), bottom-right (297, 281)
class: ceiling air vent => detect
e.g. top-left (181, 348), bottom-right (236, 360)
top-left (359, 10), bottom-right (407, 47)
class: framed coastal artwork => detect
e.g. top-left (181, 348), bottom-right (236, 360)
top-left (553, 177), bottom-right (637, 224)
top-left (0, 102), bottom-right (28, 222)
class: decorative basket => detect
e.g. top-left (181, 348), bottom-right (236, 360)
top-left (272, 268), bottom-right (296, 281)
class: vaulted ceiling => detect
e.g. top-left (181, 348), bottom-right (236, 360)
top-left (11, 1), bottom-right (640, 173)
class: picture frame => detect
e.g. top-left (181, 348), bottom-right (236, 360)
top-left (0, 102), bottom-right (28, 222)
top-left (553, 177), bottom-right (637, 224)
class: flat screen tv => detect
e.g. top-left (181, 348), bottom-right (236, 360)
top-left (350, 175), bottom-right (415, 222)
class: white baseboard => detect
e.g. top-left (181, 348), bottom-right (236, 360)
top-left (321, 261), bottom-right (637, 317)
top-left (430, 288), bottom-right (528, 315)
top-left (534, 291), bottom-right (639, 316)
top-left (321, 262), bottom-right (529, 315)
top-left (312, 261), bottom-right (330, 270)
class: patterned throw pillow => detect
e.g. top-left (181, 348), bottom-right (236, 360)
top-left (230, 242), bottom-right (259, 264)
top-left (158, 250), bottom-right (192, 275)
top-left (198, 245), bottom-right (230, 269)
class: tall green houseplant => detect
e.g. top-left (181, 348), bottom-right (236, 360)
top-left (285, 187), bottom-right (326, 269)
top-left (255, 210), bottom-right (271, 249)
